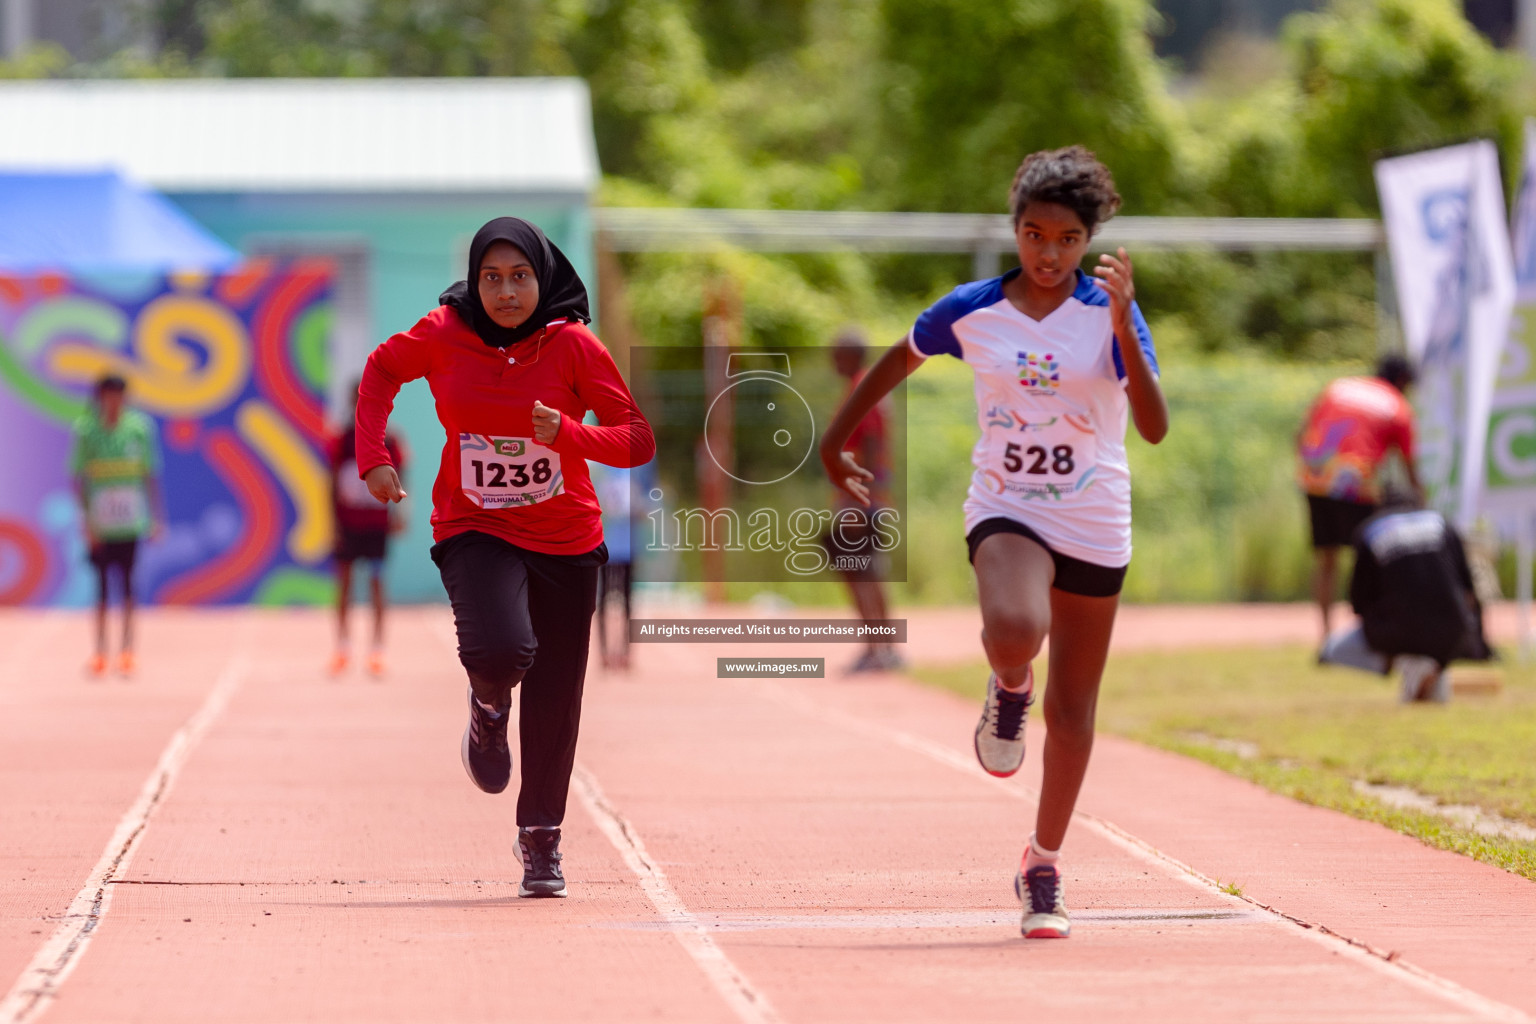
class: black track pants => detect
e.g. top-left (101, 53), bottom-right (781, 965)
top-left (432, 530), bottom-right (600, 827)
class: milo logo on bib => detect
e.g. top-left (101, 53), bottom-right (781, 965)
top-left (459, 433), bottom-right (564, 509)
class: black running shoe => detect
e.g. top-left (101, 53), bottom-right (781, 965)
top-left (518, 827), bottom-right (567, 898)
top-left (461, 687), bottom-right (511, 794)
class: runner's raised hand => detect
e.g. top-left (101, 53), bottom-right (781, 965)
top-left (1092, 247), bottom-right (1134, 321)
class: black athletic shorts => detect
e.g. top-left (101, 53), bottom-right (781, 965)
top-left (966, 517), bottom-right (1127, 598)
top-left (89, 539), bottom-right (138, 572)
top-left (335, 528), bottom-right (387, 564)
top-left (1306, 494), bottom-right (1377, 549)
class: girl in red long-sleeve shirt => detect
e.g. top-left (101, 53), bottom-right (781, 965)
top-left (356, 217), bottom-right (655, 898)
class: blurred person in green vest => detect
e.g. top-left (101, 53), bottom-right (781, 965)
top-left (71, 374), bottom-right (163, 678)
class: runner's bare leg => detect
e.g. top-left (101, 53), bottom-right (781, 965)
top-left (370, 571), bottom-right (386, 649)
top-left (974, 533), bottom-right (1053, 691)
top-left (120, 589), bottom-right (134, 655)
top-left (847, 580), bottom-right (887, 659)
top-left (1312, 547), bottom-right (1339, 644)
top-left (1034, 589), bottom-right (1117, 850)
top-left (93, 561), bottom-right (108, 659)
top-left (335, 560), bottom-right (353, 650)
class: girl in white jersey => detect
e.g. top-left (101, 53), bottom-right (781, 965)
top-left (820, 147), bottom-right (1168, 939)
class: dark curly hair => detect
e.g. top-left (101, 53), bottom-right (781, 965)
top-left (1008, 146), bottom-right (1122, 234)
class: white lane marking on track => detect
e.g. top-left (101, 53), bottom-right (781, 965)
top-left (601, 907), bottom-right (1260, 932)
top-left (572, 765), bottom-right (780, 1024)
top-left (439, 611), bottom-right (775, 1019)
top-left (0, 657), bottom-right (250, 1024)
top-left (759, 682), bottom-right (1531, 1024)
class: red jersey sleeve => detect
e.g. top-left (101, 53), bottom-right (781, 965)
top-left (356, 312), bottom-right (440, 478)
top-left (385, 433), bottom-right (406, 474)
top-left (547, 330), bottom-right (657, 468)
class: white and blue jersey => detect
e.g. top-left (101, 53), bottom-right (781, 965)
top-left (908, 268), bottom-right (1158, 568)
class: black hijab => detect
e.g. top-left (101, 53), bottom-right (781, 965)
top-left (439, 217), bottom-right (591, 348)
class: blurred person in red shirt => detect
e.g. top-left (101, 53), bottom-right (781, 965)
top-left (329, 380), bottom-right (407, 678)
top-left (1297, 355), bottom-right (1420, 647)
top-left (822, 328), bottom-right (903, 673)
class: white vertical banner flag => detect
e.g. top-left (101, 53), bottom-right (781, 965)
top-left (1375, 140), bottom-right (1516, 528)
top-left (1484, 119), bottom-right (1536, 536)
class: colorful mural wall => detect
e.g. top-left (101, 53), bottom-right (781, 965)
top-left (0, 260), bottom-right (335, 606)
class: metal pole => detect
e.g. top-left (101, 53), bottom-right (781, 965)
top-left (700, 278), bottom-right (738, 606)
top-left (1375, 245), bottom-right (1401, 354)
top-left (1519, 509), bottom-right (1533, 661)
top-left (971, 247), bottom-right (1000, 281)
top-left (1521, 0), bottom-right (1536, 63)
top-left (2, 0), bottom-right (34, 59)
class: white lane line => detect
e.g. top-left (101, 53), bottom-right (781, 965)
top-left (0, 657), bottom-right (250, 1024)
top-left (441, 611), bottom-right (775, 1020)
top-left (571, 765), bottom-right (780, 1024)
top-left (600, 906), bottom-right (1259, 932)
top-left (760, 682), bottom-right (1530, 1024)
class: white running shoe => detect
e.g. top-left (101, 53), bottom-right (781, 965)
top-left (1017, 865), bottom-right (1070, 939)
top-left (974, 669), bottom-right (1033, 778)
top-left (1398, 656), bottom-right (1446, 703)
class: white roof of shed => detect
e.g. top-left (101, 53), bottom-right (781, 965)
top-left (0, 78), bottom-right (599, 193)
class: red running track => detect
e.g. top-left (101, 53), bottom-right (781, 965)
top-left (0, 606), bottom-right (1532, 1023)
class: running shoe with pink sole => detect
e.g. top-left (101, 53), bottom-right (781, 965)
top-left (1017, 865), bottom-right (1071, 938)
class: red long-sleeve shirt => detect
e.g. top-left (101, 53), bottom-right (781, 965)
top-left (355, 307), bottom-right (655, 556)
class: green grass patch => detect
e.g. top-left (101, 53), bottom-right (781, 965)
top-left (911, 646), bottom-right (1536, 881)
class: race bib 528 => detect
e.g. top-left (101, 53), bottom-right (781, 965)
top-left (459, 434), bottom-right (564, 509)
top-left (979, 413), bottom-right (1098, 501)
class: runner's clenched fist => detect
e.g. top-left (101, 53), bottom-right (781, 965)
top-left (532, 400), bottom-right (561, 444)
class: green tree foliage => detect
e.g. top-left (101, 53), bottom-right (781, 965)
top-left (877, 0), bottom-right (1188, 214)
top-left (1157, 0), bottom-right (1525, 367)
top-left (167, 0), bottom-right (583, 77)
top-left (0, 43), bottom-right (71, 78)
top-left (1207, 0), bottom-right (1522, 217)
top-left (566, 0), bottom-right (875, 210)
top-left (50, 0), bottom-right (1536, 367)
top-left (17, 0), bottom-right (1533, 600)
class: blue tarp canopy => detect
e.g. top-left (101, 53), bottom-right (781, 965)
top-left (0, 171), bottom-right (238, 272)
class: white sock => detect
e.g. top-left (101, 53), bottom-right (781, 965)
top-left (1022, 832), bottom-right (1060, 873)
top-left (997, 666), bottom-right (1034, 696)
top-left (474, 697), bottom-right (503, 717)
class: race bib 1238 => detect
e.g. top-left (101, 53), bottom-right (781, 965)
top-left (459, 434), bottom-right (564, 509)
